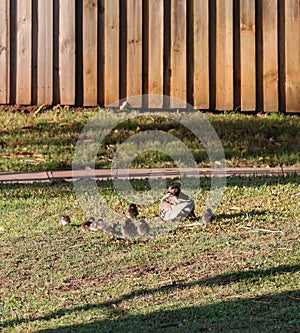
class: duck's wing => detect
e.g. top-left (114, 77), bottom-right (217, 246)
top-left (160, 193), bottom-right (194, 221)
top-left (160, 194), bottom-right (178, 220)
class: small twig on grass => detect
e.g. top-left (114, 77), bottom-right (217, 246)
top-left (153, 277), bottom-right (175, 286)
top-left (240, 226), bottom-right (283, 234)
top-left (288, 295), bottom-right (300, 301)
top-left (69, 243), bottom-right (86, 249)
top-left (156, 321), bottom-right (185, 329)
top-left (52, 238), bottom-right (70, 242)
top-left (183, 222), bottom-right (203, 228)
top-left (251, 299), bottom-right (272, 304)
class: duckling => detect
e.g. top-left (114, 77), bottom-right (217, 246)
top-left (137, 219), bottom-right (150, 236)
top-left (127, 203), bottom-right (139, 219)
top-left (81, 216), bottom-right (95, 232)
top-left (160, 185), bottom-right (195, 221)
top-left (103, 222), bottom-right (121, 236)
top-left (201, 207), bottom-right (214, 226)
top-left (89, 218), bottom-right (104, 232)
top-left (58, 215), bottom-right (71, 226)
top-left (121, 218), bottom-right (138, 239)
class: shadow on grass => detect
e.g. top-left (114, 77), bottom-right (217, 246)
top-left (36, 290), bottom-right (300, 333)
top-left (216, 210), bottom-right (269, 220)
top-left (0, 112), bottom-right (299, 172)
top-left (2, 265), bottom-right (299, 332)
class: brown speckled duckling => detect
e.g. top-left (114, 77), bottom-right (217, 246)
top-left (137, 219), bottom-right (150, 236)
top-left (127, 203), bottom-right (139, 219)
top-left (58, 215), bottom-right (71, 226)
top-left (121, 218), bottom-right (138, 238)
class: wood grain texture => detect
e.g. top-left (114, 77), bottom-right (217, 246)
top-left (170, 0), bottom-right (187, 108)
top-left (83, 0), bottom-right (98, 106)
top-left (240, 0), bottom-right (256, 111)
top-left (193, 0), bottom-right (209, 109)
top-left (148, 0), bottom-right (164, 108)
top-left (285, 0), bottom-right (300, 112)
top-left (16, 0), bottom-right (31, 104)
top-left (0, 0), bottom-right (9, 103)
top-left (37, 0), bottom-right (53, 105)
top-left (126, 0), bottom-right (142, 107)
top-left (262, 0), bottom-right (278, 112)
top-left (104, 0), bottom-right (119, 106)
top-left (216, 0), bottom-right (233, 111)
top-left (0, 1), bottom-right (299, 112)
top-left (59, 0), bottom-right (76, 105)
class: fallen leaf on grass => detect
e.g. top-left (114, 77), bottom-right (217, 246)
top-left (21, 125), bottom-right (37, 131)
top-left (12, 152), bottom-right (34, 156)
top-left (59, 122), bottom-right (73, 127)
top-left (4, 142), bottom-right (23, 147)
top-left (34, 104), bottom-right (47, 116)
top-left (229, 206), bottom-right (240, 210)
top-left (237, 160), bottom-right (247, 167)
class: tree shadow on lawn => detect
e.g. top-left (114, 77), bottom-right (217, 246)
top-left (1, 111), bottom-right (299, 171)
top-left (36, 290), bottom-right (300, 333)
top-left (216, 209), bottom-right (269, 221)
top-left (2, 265), bottom-right (300, 332)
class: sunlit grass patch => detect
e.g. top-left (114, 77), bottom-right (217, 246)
top-left (0, 175), bottom-right (299, 332)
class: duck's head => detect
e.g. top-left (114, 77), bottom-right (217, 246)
top-left (167, 184), bottom-right (181, 196)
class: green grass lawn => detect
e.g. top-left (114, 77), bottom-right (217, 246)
top-left (0, 175), bottom-right (299, 332)
top-left (0, 107), bottom-right (299, 171)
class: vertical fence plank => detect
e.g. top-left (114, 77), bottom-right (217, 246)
top-left (16, 0), bottom-right (31, 104)
top-left (59, 0), bottom-right (76, 105)
top-left (285, 0), bottom-right (300, 112)
top-left (216, 0), bottom-right (233, 110)
top-left (193, 0), bottom-right (209, 109)
top-left (0, 0), bottom-right (9, 104)
top-left (240, 0), bottom-right (255, 111)
top-left (262, 0), bottom-right (278, 112)
top-left (127, 0), bottom-right (142, 106)
top-left (104, 0), bottom-right (119, 106)
top-left (170, 0), bottom-right (186, 107)
top-left (37, 0), bottom-right (53, 105)
top-left (148, 0), bottom-right (164, 108)
top-left (82, 0), bottom-right (97, 106)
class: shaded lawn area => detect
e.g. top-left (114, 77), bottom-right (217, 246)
top-left (0, 175), bottom-right (299, 332)
top-left (0, 108), bottom-right (299, 172)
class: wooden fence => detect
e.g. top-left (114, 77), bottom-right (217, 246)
top-left (0, 0), bottom-right (300, 112)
